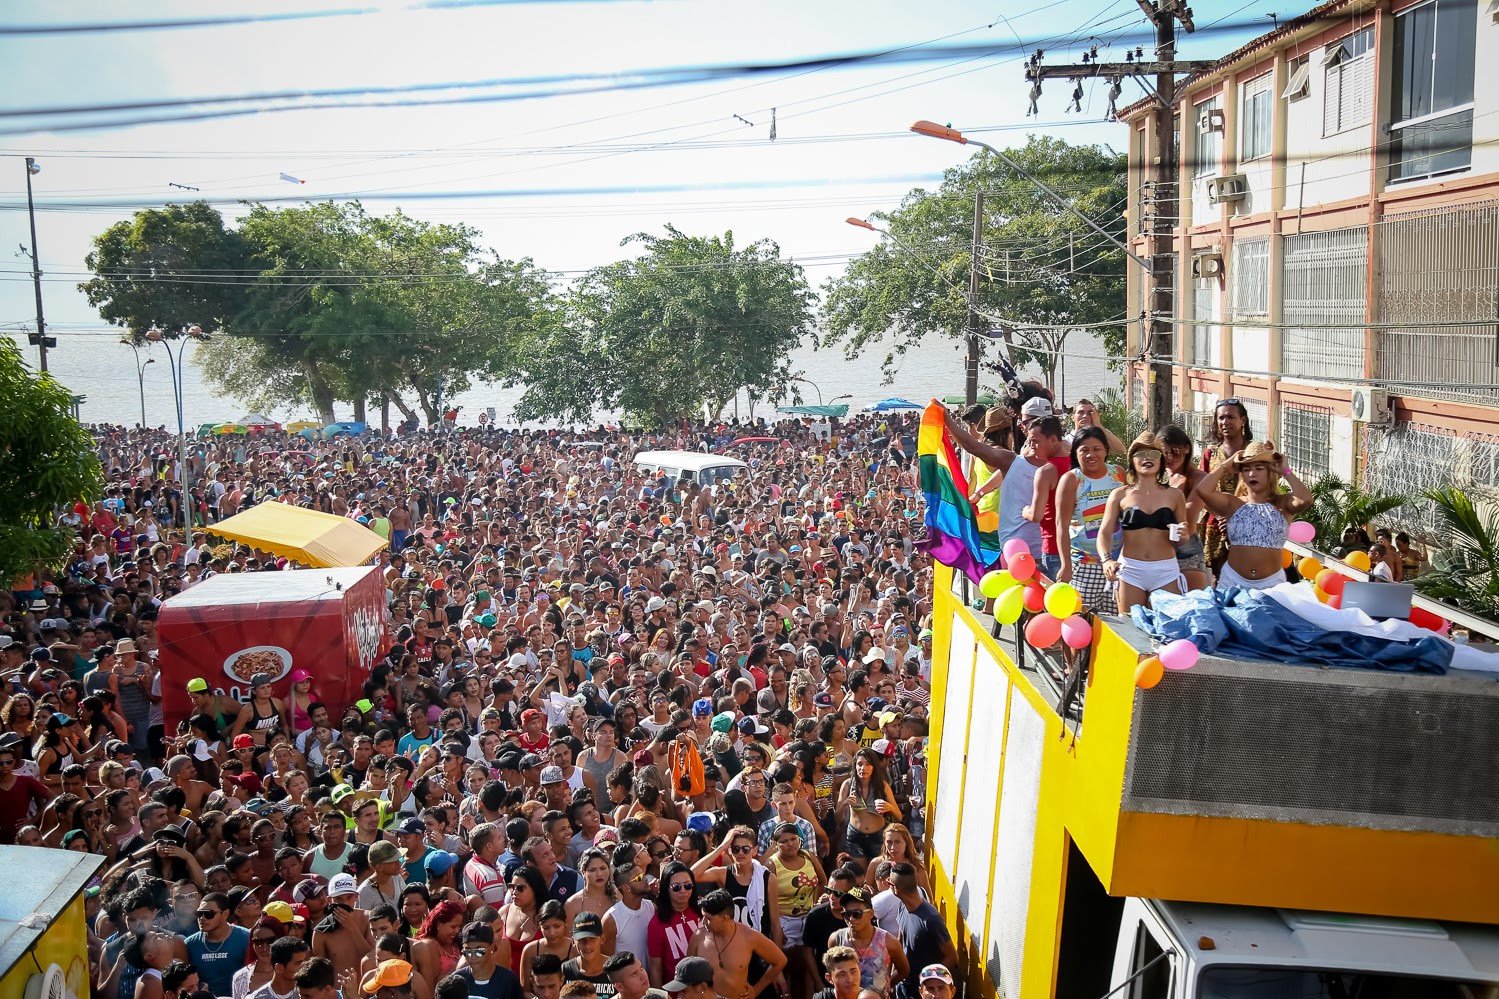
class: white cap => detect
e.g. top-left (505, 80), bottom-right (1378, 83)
top-left (328, 873), bottom-right (358, 897)
top-left (1021, 397), bottom-right (1054, 419)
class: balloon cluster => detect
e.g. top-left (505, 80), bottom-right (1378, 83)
top-left (1135, 639), bottom-right (1201, 688)
top-left (979, 540), bottom-right (1094, 652)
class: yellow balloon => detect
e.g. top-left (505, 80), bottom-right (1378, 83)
top-left (995, 586), bottom-right (1026, 624)
top-left (979, 570), bottom-right (1015, 599)
top-left (1313, 584), bottom-right (1330, 603)
top-left (1345, 550), bottom-right (1372, 572)
top-left (1135, 656), bottom-right (1164, 689)
top-left (1297, 556), bottom-right (1323, 579)
top-left (1043, 582), bottom-right (1081, 619)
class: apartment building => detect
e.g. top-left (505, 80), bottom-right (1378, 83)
top-left (1118, 0), bottom-right (1497, 536)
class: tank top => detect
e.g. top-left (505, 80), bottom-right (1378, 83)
top-left (1069, 467), bottom-right (1122, 562)
top-left (768, 854), bottom-right (819, 917)
top-left (1038, 454), bottom-right (1073, 556)
top-left (972, 457), bottom-right (1000, 520)
top-left (831, 926), bottom-right (894, 994)
top-left (996, 455), bottom-right (1044, 559)
top-left (605, 900), bottom-right (654, 961)
top-left (307, 843), bottom-right (352, 880)
top-left (581, 750), bottom-right (621, 796)
top-left (251, 699), bottom-right (281, 734)
top-left (723, 862), bottom-right (768, 934)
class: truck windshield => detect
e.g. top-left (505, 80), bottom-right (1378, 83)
top-left (1200, 967), bottom-right (1493, 998)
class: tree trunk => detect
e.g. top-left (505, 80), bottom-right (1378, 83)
top-left (302, 358), bottom-right (337, 424)
top-left (380, 394), bottom-right (390, 435)
top-left (352, 396), bottom-right (367, 423)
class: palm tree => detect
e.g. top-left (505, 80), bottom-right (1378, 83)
top-left (1415, 487), bottom-right (1499, 620)
top-left (1302, 475), bottom-right (1403, 546)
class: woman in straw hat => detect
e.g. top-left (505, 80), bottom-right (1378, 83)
top-left (1194, 440), bottom-right (1313, 590)
top-left (1096, 433), bottom-right (1190, 615)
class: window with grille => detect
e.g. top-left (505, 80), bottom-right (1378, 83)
top-left (1390, 0), bottom-right (1476, 181)
top-left (1280, 404), bottom-right (1333, 482)
top-left (1232, 238), bottom-right (1270, 317)
top-left (1322, 27), bottom-right (1373, 136)
top-left (1283, 228), bottom-right (1367, 381)
top-left (1242, 76), bottom-right (1273, 161)
top-left (1194, 97), bottom-right (1222, 178)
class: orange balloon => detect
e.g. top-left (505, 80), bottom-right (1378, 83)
top-left (1345, 550), bottom-right (1372, 572)
top-left (1312, 585), bottom-right (1330, 603)
top-left (1297, 556), bottom-right (1322, 579)
top-left (1281, 549), bottom-right (1295, 568)
top-left (1135, 656), bottom-right (1164, 689)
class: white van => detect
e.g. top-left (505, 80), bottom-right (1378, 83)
top-left (632, 450), bottom-right (747, 490)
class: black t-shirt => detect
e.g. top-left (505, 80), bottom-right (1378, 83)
top-left (561, 959), bottom-right (616, 999)
top-left (456, 964), bottom-right (525, 999)
top-left (803, 901), bottom-right (846, 969)
top-left (895, 902), bottom-right (951, 999)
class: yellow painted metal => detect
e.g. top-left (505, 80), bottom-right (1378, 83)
top-left (924, 562), bottom-right (1499, 999)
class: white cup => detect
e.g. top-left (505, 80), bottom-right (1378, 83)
top-left (1168, 523), bottom-right (1185, 542)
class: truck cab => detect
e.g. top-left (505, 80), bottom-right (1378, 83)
top-left (1113, 899), bottom-right (1499, 999)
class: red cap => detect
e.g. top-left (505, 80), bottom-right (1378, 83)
top-left (520, 708), bottom-right (542, 724)
top-left (232, 734), bottom-right (255, 750)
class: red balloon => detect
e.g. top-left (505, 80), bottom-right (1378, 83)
top-left (1314, 569), bottom-right (1346, 596)
top-left (1327, 594), bottom-right (1342, 610)
top-left (1022, 582), bottom-right (1047, 613)
top-left (1024, 613), bottom-right (1063, 649)
top-left (1009, 552), bottom-right (1037, 581)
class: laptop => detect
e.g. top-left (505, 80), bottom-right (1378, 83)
top-left (1341, 581), bottom-right (1415, 620)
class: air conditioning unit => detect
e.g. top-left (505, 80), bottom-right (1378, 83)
top-left (1191, 251), bottom-right (1224, 278)
top-left (1350, 387), bottom-right (1393, 426)
top-left (1197, 108), bottom-right (1225, 134)
top-left (1180, 411), bottom-right (1212, 443)
top-left (1208, 174), bottom-right (1248, 204)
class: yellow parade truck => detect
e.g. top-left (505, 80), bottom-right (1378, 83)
top-left (923, 563), bottom-right (1499, 999)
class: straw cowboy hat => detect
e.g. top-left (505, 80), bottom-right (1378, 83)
top-left (1233, 440), bottom-right (1284, 468)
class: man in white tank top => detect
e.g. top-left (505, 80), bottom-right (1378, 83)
top-left (603, 865), bottom-right (657, 959)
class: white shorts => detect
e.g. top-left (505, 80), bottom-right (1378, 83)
top-left (1218, 562), bottom-right (1286, 590)
top-left (779, 915), bottom-right (807, 947)
top-left (1118, 555), bottom-right (1185, 593)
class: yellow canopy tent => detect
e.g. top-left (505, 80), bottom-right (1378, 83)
top-left (208, 501), bottom-right (387, 568)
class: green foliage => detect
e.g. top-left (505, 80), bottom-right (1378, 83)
top-left (1092, 387), bottom-right (1146, 444)
top-left (80, 201), bottom-right (250, 337)
top-left (512, 226), bottom-right (813, 426)
top-left (0, 340), bottom-right (103, 581)
top-left (821, 136), bottom-right (1127, 384)
top-left (1414, 487), bottom-right (1499, 621)
top-left (1302, 475), bottom-right (1404, 546)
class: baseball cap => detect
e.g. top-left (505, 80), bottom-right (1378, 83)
top-left (1021, 396), bottom-right (1054, 418)
top-left (231, 734), bottom-right (255, 750)
top-left (328, 873), bottom-right (358, 898)
top-left (462, 921), bottom-right (496, 945)
top-left (710, 712), bottom-right (735, 735)
top-left (263, 900), bottom-right (295, 924)
top-left (397, 817), bottom-right (425, 835)
top-left (736, 717), bottom-right (768, 737)
top-left (185, 678), bottom-right (209, 694)
top-left (289, 669), bottom-right (312, 683)
top-left (519, 753), bottom-right (544, 770)
top-left (361, 959), bottom-right (414, 995)
top-left (292, 879), bottom-right (326, 902)
top-left (425, 851), bottom-right (460, 877)
top-left (870, 738), bottom-right (897, 758)
top-left (812, 693), bottom-right (834, 709)
top-left (691, 697), bottom-right (713, 717)
top-left (664, 957), bottom-right (716, 993)
top-left (842, 886), bottom-right (874, 905)
top-left (920, 965), bottom-right (955, 986)
top-left (540, 766), bottom-right (566, 785)
top-left (368, 840), bottom-right (401, 865)
top-left (329, 784), bottom-right (355, 803)
top-left (572, 912), bottom-right (603, 939)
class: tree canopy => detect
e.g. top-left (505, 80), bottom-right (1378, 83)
top-left (511, 226), bottom-right (814, 426)
top-left (821, 136), bottom-right (1128, 387)
top-left (0, 340), bottom-right (103, 583)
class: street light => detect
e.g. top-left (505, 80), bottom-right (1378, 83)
top-left (145, 323), bottom-right (210, 555)
top-left (791, 375), bottom-right (823, 405)
top-left (120, 338), bottom-right (154, 428)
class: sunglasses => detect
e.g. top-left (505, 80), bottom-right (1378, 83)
top-left (730, 844), bottom-right (754, 855)
top-left (650, 849), bottom-right (670, 860)
top-left (462, 947), bottom-right (488, 959)
top-left (253, 936), bottom-right (278, 945)
top-left (669, 882), bottom-right (696, 893)
top-left (196, 910), bottom-right (219, 919)
top-left (843, 908), bottom-right (868, 920)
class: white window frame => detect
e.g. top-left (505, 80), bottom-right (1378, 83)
top-left (1193, 97), bottom-right (1222, 178)
top-left (1241, 75), bottom-right (1273, 161)
top-left (1389, 0), bottom-right (1477, 182)
top-left (1322, 27), bottom-right (1374, 137)
top-left (1282, 56), bottom-right (1311, 100)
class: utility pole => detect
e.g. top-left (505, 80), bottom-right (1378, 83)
top-left (23, 157), bottom-right (54, 372)
top-left (965, 189), bottom-right (985, 407)
top-left (1023, 0), bottom-right (1212, 428)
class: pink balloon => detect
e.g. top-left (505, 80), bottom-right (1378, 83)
top-left (1060, 615), bottom-right (1093, 649)
top-left (1008, 552), bottom-right (1036, 581)
top-left (1288, 520), bottom-right (1316, 544)
top-left (1024, 613), bottom-right (1062, 649)
top-left (1002, 538), bottom-right (1031, 562)
top-left (1159, 639), bottom-right (1200, 671)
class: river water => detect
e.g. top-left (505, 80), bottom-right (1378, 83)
top-left (12, 330), bottom-right (1116, 428)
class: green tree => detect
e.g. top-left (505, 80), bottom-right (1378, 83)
top-left (513, 226), bottom-right (813, 426)
top-left (821, 136), bottom-right (1127, 387)
top-left (0, 340), bottom-right (103, 582)
top-left (79, 201), bottom-right (250, 338)
top-left (1414, 487), bottom-right (1499, 620)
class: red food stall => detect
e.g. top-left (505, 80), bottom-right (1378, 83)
top-left (158, 566), bottom-right (389, 733)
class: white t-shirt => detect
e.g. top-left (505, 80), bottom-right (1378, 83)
top-left (465, 856), bottom-right (507, 905)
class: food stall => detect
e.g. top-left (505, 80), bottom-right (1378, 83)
top-left (157, 566), bottom-right (389, 732)
top-left (0, 847), bottom-right (101, 999)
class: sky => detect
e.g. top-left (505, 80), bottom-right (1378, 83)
top-left (0, 0), bottom-right (1273, 356)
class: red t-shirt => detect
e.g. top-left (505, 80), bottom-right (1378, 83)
top-left (647, 910), bottom-right (701, 981)
top-left (0, 775), bottom-right (51, 844)
top-left (1039, 454), bottom-right (1074, 557)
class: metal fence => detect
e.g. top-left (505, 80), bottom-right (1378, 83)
top-left (1374, 202), bottom-right (1499, 405)
top-left (1283, 227), bottom-right (1367, 381)
top-left (1365, 420), bottom-right (1499, 541)
top-left (1280, 401), bottom-right (1334, 482)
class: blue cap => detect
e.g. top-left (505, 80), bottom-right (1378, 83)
top-left (868, 697), bottom-right (889, 712)
top-left (685, 812), bottom-right (716, 833)
top-left (425, 851), bottom-right (460, 877)
top-left (692, 698), bottom-right (713, 716)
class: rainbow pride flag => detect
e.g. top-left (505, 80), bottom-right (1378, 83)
top-left (917, 400), bottom-right (1003, 583)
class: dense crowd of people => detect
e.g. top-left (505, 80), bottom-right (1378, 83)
top-left (0, 414), bottom-right (960, 999)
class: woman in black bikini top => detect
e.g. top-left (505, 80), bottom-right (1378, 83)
top-left (229, 673), bottom-right (288, 747)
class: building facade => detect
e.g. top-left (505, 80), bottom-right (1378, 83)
top-left (1118, 0), bottom-right (1497, 537)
